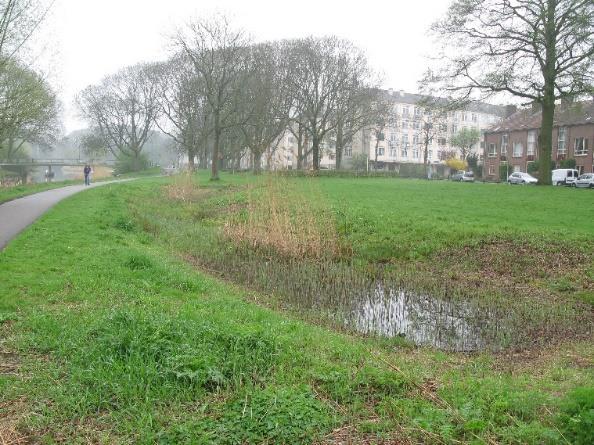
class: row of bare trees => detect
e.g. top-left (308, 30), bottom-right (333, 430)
top-left (77, 17), bottom-right (390, 180)
top-left (0, 0), bottom-right (60, 163)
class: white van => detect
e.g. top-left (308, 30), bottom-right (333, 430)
top-left (552, 169), bottom-right (579, 186)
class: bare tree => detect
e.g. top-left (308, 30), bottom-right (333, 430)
top-left (237, 41), bottom-right (293, 174)
top-left (284, 37), bottom-right (367, 171)
top-left (0, 60), bottom-right (59, 159)
top-left (175, 16), bottom-right (250, 180)
top-left (0, 0), bottom-right (54, 66)
top-left (77, 63), bottom-right (160, 170)
top-left (449, 127), bottom-right (481, 161)
top-left (152, 55), bottom-right (211, 171)
top-left (368, 95), bottom-right (396, 169)
top-left (426, 0), bottom-right (594, 185)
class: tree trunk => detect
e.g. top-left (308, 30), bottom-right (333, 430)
top-left (423, 139), bottom-right (429, 178)
top-left (335, 123), bottom-right (343, 170)
top-left (539, 98), bottom-right (554, 185)
top-left (538, 0), bottom-right (557, 186)
top-left (187, 150), bottom-right (196, 172)
top-left (374, 137), bottom-right (380, 170)
top-left (211, 112), bottom-right (220, 181)
top-left (312, 135), bottom-right (320, 171)
top-left (253, 149), bottom-right (262, 175)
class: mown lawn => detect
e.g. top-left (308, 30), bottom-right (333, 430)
top-left (0, 176), bottom-right (593, 444)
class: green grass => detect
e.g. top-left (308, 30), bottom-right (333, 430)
top-left (0, 176), bottom-right (593, 443)
top-left (0, 179), bottom-right (80, 204)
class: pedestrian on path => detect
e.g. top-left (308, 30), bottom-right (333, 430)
top-left (84, 165), bottom-right (92, 186)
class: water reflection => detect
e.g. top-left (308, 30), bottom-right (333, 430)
top-left (349, 286), bottom-right (504, 351)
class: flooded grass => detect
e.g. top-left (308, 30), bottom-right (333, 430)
top-left (128, 173), bottom-right (593, 352)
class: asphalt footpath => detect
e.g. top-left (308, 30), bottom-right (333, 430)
top-left (0, 179), bottom-right (135, 251)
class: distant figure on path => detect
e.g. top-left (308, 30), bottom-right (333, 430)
top-left (84, 165), bottom-right (92, 186)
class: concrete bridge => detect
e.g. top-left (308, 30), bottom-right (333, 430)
top-left (0, 158), bottom-right (117, 167)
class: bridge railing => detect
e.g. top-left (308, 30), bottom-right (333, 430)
top-left (0, 159), bottom-right (117, 166)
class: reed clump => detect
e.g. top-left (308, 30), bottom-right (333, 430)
top-left (224, 176), bottom-right (348, 260)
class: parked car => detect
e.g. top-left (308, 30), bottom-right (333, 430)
top-left (574, 173), bottom-right (594, 188)
top-left (508, 172), bottom-right (538, 184)
top-left (450, 171), bottom-right (475, 182)
top-left (552, 168), bottom-right (579, 186)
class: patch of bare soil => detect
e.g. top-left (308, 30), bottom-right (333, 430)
top-left (0, 398), bottom-right (29, 445)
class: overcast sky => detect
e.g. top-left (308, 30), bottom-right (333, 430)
top-left (49, 0), bottom-right (452, 133)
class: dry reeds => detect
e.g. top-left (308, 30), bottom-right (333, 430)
top-left (224, 176), bottom-right (343, 260)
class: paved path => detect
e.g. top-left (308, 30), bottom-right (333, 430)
top-left (0, 179), bottom-right (135, 251)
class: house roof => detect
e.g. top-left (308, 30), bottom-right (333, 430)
top-left (487, 100), bottom-right (594, 133)
top-left (382, 89), bottom-right (509, 117)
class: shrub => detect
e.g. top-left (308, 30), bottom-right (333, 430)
top-left (114, 153), bottom-right (150, 174)
top-left (559, 158), bottom-right (577, 169)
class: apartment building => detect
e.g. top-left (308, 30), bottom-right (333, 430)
top-left (263, 89), bottom-right (508, 171)
top-left (352, 90), bottom-right (508, 171)
top-left (483, 101), bottom-right (594, 181)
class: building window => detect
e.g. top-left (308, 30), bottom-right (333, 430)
top-left (413, 134), bottom-right (420, 145)
top-left (513, 142), bottom-right (523, 157)
top-left (401, 146), bottom-right (408, 158)
top-left (402, 120), bottom-right (408, 130)
top-left (472, 113), bottom-right (478, 123)
top-left (390, 132), bottom-right (397, 142)
top-left (414, 107), bottom-right (422, 118)
top-left (438, 137), bottom-right (447, 146)
top-left (428, 150), bottom-right (433, 159)
top-left (501, 134), bottom-right (509, 154)
top-left (402, 106), bottom-right (409, 118)
top-left (558, 127), bottom-right (566, 154)
top-left (377, 146), bottom-right (385, 156)
top-left (412, 147), bottom-right (420, 159)
top-left (413, 121), bottom-right (421, 130)
top-left (451, 124), bottom-right (458, 134)
top-left (527, 130), bottom-right (537, 156)
top-left (462, 113), bottom-right (467, 122)
top-left (488, 143), bottom-right (497, 157)
top-left (389, 147), bottom-right (397, 157)
top-left (439, 123), bottom-right (447, 132)
top-left (344, 147), bottom-right (352, 157)
top-left (575, 137), bottom-right (588, 156)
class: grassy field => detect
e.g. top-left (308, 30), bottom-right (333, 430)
top-left (1, 175), bottom-right (593, 443)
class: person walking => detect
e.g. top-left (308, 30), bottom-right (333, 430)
top-left (83, 164), bottom-right (91, 186)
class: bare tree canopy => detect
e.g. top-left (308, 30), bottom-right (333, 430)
top-left (174, 16), bottom-right (251, 180)
top-left (285, 36), bottom-right (374, 171)
top-left (449, 127), bottom-right (481, 161)
top-left (237, 41), bottom-right (293, 174)
top-left (77, 63), bottom-right (160, 169)
top-left (0, 60), bottom-right (59, 159)
top-left (426, 0), bottom-right (594, 184)
top-left (0, 0), bottom-right (54, 65)
top-left (152, 55), bottom-right (211, 171)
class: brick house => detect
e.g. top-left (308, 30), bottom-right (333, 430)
top-left (483, 101), bottom-right (594, 181)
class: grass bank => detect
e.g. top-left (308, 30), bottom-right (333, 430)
top-left (0, 178), bottom-right (593, 443)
